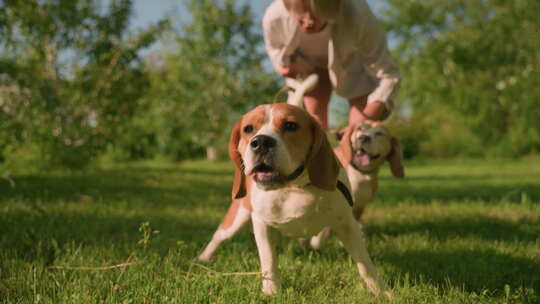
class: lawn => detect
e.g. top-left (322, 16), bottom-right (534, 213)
top-left (1, 157), bottom-right (539, 303)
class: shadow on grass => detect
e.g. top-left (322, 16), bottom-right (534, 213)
top-left (382, 247), bottom-right (540, 294)
top-left (0, 165), bottom-right (235, 265)
top-left (379, 175), bottom-right (540, 204)
top-left (367, 215), bottom-right (539, 243)
top-left (0, 167), bottom-right (232, 207)
top-left (366, 212), bottom-right (540, 295)
top-left (0, 206), bottom-right (214, 265)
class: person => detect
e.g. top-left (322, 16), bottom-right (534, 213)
top-left (262, 0), bottom-right (400, 131)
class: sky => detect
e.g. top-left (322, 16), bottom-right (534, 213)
top-left (129, 0), bottom-right (275, 61)
top-left (130, 0), bottom-right (382, 44)
top-left (130, 0), bottom-right (274, 32)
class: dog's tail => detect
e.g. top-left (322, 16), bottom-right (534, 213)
top-left (285, 74), bottom-right (319, 110)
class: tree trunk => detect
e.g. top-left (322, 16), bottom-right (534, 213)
top-left (206, 145), bottom-right (217, 161)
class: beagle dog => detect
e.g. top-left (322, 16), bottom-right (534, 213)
top-left (335, 121), bottom-right (405, 220)
top-left (198, 103), bottom-right (389, 297)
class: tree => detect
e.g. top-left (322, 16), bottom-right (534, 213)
top-left (143, 0), bottom-right (279, 160)
top-left (381, 0), bottom-right (540, 157)
top-left (0, 0), bottom-right (167, 169)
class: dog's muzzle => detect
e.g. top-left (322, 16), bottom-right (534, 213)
top-left (353, 148), bottom-right (380, 168)
top-left (249, 135), bottom-right (279, 186)
top-left (248, 135), bottom-right (304, 187)
top-left (250, 135), bottom-right (276, 155)
top-left (352, 137), bottom-right (381, 168)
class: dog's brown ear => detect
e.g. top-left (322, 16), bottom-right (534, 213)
top-left (337, 125), bottom-right (356, 166)
top-left (307, 119), bottom-right (340, 191)
top-left (387, 136), bottom-right (405, 178)
top-left (228, 122), bottom-right (247, 199)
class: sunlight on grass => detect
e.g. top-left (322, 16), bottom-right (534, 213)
top-left (1, 157), bottom-right (539, 303)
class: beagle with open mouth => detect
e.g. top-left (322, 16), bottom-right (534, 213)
top-left (335, 121), bottom-right (405, 220)
top-left (197, 103), bottom-right (389, 297)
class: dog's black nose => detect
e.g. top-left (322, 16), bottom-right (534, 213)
top-left (359, 135), bottom-right (371, 144)
top-left (250, 135), bottom-right (276, 153)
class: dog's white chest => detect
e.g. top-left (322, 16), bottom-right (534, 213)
top-left (251, 185), bottom-right (331, 237)
top-left (347, 165), bottom-right (375, 204)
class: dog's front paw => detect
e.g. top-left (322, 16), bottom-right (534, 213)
top-left (310, 227), bottom-right (332, 250)
top-left (196, 253), bottom-right (212, 263)
top-left (262, 279), bottom-right (279, 296)
top-left (309, 235), bottom-right (323, 250)
top-left (383, 290), bottom-right (394, 299)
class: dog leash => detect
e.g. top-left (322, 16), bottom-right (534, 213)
top-left (336, 180), bottom-right (354, 207)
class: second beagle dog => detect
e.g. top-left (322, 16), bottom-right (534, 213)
top-left (335, 121), bottom-right (405, 220)
top-left (197, 103), bottom-right (389, 297)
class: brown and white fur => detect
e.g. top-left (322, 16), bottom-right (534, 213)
top-left (197, 103), bottom-right (389, 297)
top-left (335, 122), bottom-right (405, 220)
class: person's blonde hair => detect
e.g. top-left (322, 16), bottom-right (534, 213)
top-left (282, 0), bottom-right (341, 20)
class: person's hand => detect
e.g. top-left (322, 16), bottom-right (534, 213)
top-left (276, 63), bottom-right (308, 78)
top-left (276, 65), bottom-right (294, 77)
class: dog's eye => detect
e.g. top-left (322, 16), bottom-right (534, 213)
top-left (374, 131), bottom-right (385, 136)
top-left (283, 121), bottom-right (299, 132)
top-left (243, 125), bottom-right (254, 134)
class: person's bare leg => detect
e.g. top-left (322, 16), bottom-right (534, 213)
top-left (349, 97), bottom-right (389, 125)
top-left (303, 69), bottom-right (332, 130)
top-left (348, 95), bottom-right (368, 125)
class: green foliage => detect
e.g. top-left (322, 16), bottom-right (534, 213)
top-left (0, 0), bottom-right (277, 168)
top-left (137, 0), bottom-right (279, 161)
top-left (1, 158), bottom-right (539, 302)
top-left (388, 105), bottom-right (484, 159)
top-left (381, 0), bottom-right (540, 157)
top-left (138, 221), bottom-right (160, 250)
top-left (0, 0), bottom-right (167, 170)
top-left (2, 0), bottom-right (538, 168)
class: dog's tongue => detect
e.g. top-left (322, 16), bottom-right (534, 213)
top-left (256, 172), bottom-right (278, 178)
top-left (356, 152), bottom-right (371, 167)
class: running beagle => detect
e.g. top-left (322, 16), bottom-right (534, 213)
top-left (197, 103), bottom-right (389, 297)
top-left (335, 122), bottom-right (405, 220)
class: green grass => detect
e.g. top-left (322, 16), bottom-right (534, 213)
top-left (1, 157), bottom-right (539, 303)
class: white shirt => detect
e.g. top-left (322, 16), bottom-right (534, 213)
top-left (262, 0), bottom-right (400, 108)
top-left (296, 24), bottom-right (330, 68)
